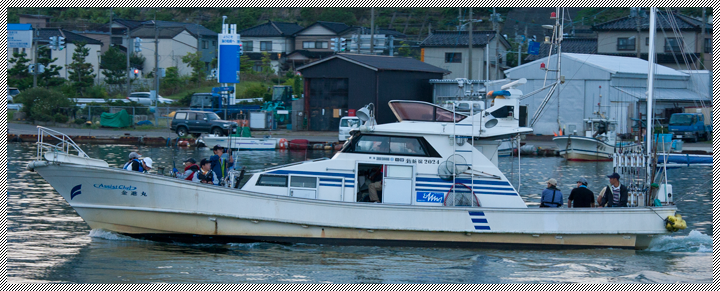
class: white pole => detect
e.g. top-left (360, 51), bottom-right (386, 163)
top-left (646, 7), bottom-right (657, 189)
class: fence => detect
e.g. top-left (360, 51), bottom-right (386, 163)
top-left (76, 106), bottom-right (310, 131)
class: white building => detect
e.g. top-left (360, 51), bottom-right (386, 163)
top-left (420, 31), bottom-right (511, 80)
top-left (502, 53), bottom-right (711, 135)
top-left (130, 26), bottom-right (198, 77)
top-left (238, 21), bottom-right (304, 73)
top-left (6, 27), bottom-right (103, 82)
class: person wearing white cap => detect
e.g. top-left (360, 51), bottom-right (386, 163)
top-left (540, 178), bottom-right (563, 208)
top-left (141, 157), bottom-right (153, 173)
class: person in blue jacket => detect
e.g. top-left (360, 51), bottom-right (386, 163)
top-left (210, 145), bottom-right (234, 184)
top-left (540, 178), bottom-right (563, 208)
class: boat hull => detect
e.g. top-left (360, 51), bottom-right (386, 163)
top-left (34, 163), bottom-right (674, 250)
top-left (554, 136), bottom-right (638, 161)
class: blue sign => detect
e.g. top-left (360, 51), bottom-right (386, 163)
top-left (528, 41), bottom-right (540, 56)
top-left (416, 192), bottom-right (444, 203)
top-left (218, 34), bottom-right (240, 83)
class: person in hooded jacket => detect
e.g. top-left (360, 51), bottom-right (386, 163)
top-left (123, 152), bottom-right (144, 172)
top-left (192, 159), bottom-right (219, 185)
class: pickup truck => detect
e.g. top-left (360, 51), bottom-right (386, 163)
top-left (669, 113), bottom-right (710, 143)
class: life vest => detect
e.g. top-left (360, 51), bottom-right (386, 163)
top-left (184, 164), bottom-right (199, 181)
top-left (124, 159), bottom-right (144, 172)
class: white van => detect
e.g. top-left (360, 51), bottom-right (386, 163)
top-left (339, 116), bottom-right (360, 141)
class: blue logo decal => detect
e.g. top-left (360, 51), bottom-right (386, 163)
top-left (469, 211), bottom-right (491, 230)
top-left (70, 184), bottom-right (82, 200)
top-left (93, 184), bottom-right (137, 191)
top-left (416, 192), bottom-right (444, 203)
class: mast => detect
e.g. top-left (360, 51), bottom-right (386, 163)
top-left (645, 7), bottom-right (657, 205)
top-left (646, 7), bottom-right (657, 193)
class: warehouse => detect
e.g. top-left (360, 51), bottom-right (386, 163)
top-left (297, 54), bottom-right (449, 131)
top-left (501, 53), bottom-right (711, 135)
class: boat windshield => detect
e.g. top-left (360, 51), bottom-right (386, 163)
top-left (669, 114), bottom-right (693, 126)
top-left (389, 101), bottom-right (467, 122)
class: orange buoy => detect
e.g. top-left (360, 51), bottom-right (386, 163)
top-left (278, 138), bottom-right (288, 149)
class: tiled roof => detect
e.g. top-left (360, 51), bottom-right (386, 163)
top-left (131, 26), bottom-right (186, 39)
top-left (419, 31), bottom-right (497, 47)
top-left (287, 50), bottom-right (335, 59)
top-left (114, 18), bottom-right (143, 30)
top-left (298, 53), bottom-right (450, 74)
top-left (341, 26), bottom-right (407, 38)
top-left (240, 21), bottom-right (304, 37)
top-left (593, 10), bottom-right (712, 32)
top-left (316, 21), bottom-right (350, 33)
top-left (525, 38), bottom-right (598, 61)
top-left (37, 28), bottom-right (103, 45)
top-left (140, 20), bottom-right (218, 37)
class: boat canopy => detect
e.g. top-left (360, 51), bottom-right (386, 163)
top-left (389, 100), bottom-right (468, 123)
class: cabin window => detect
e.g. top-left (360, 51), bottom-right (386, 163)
top-left (290, 176), bottom-right (317, 188)
top-left (174, 112), bottom-right (187, 120)
top-left (490, 106), bottom-right (514, 118)
top-left (256, 175), bottom-right (288, 187)
top-left (617, 37), bottom-right (635, 51)
top-left (390, 101), bottom-right (467, 122)
top-left (344, 134), bottom-right (441, 157)
top-left (445, 52), bottom-right (462, 63)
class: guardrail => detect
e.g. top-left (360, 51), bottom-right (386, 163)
top-left (36, 126), bottom-right (89, 160)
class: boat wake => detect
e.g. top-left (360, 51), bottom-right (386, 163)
top-left (88, 229), bottom-right (143, 242)
top-left (644, 230), bottom-right (712, 253)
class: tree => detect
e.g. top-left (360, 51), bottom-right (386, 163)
top-left (181, 51), bottom-right (206, 83)
top-left (67, 42), bottom-right (95, 96)
top-left (36, 46), bottom-right (65, 88)
top-left (160, 67), bottom-right (183, 95)
top-left (240, 54), bottom-right (253, 74)
top-left (130, 53), bottom-right (145, 71)
top-left (15, 87), bottom-right (73, 122)
top-left (260, 52), bottom-right (274, 81)
top-left (100, 46), bottom-right (127, 85)
top-left (7, 51), bottom-right (33, 90)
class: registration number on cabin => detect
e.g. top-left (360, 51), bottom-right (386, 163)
top-left (369, 156), bottom-right (440, 164)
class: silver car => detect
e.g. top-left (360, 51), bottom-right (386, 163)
top-left (126, 92), bottom-right (174, 105)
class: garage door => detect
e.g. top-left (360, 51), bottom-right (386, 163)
top-left (308, 78), bottom-right (349, 131)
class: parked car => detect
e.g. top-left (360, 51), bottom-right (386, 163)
top-left (7, 96), bottom-right (23, 110)
top-left (8, 87), bottom-right (20, 97)
top-left (126, 92), bottom-right (174, 105)
top-left (170, 110), bottom-right (238, 137)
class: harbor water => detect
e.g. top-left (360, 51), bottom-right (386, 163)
top-left (6, 143), bottom-right (712, 283)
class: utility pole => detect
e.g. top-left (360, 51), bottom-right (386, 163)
top-left (468, 7), bottom-right (473, 80)
top-left (126, 27), bottom-right (131, 96)
top-left (635, 8), bottom-right (642, 59)
top-left (370, 7), bottom-right (375, 54)
top-left (33, 29), bottom-right (38, 87)
top-left (154, 12), bottom-right (160, 127)
top-left (493, 7), bottom-right (499, 80)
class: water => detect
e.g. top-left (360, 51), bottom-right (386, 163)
top-left (6, 143), bottom-right (712, 283)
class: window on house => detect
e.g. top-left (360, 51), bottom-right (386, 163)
top-left (646, 37), bottom-right (649, 46)
top-left (445, 53), bottom-right (462, 63)
top-left (260, 41), bottom-right (272, 51)
top-left (316, 41), bottom-right (328, 49)
top-left (705, 38), bottom-right (711, 54)
top-left (111, 37), bottom-right (123, 45)
top-left (12, 48), bottom-right (19, 55)
top-left (202, 40), bottom-right (209, 49)
top-left (303, 41), bottom-right (314, 49)
top-left (212, 41), bottom-right (217, 47)
top-left (242, 41), bottom-right (253, 52)
top-left (664, 38), bottom-right (683, 53)
top-left (252, 61), bottom-right (263, 72)
top-left (617, 37), bottom-right (635, 51)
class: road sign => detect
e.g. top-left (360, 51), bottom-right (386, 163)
top-left (218, 27), bottom-right (240, 84)
top-left (8, 29), bottom-right (32, 48)
top-left (528, 41), bottom-right (540, 55)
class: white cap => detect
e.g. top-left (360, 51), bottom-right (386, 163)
top-left (142, 157), bottom-right (153, 169)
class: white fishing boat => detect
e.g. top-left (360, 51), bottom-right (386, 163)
top-left (553, 118), bottom-right (640, 161)
top-left (28, 71), bottom-right (682, 249)
top-left (198, 134), bottom-right (278, 150)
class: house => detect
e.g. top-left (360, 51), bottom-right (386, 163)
top-left (296, 54), bottom-right (449, 131)
top-left (503, 53), bottom-right (711, 135)
top-left (18, 14), bottom-right (51, 29)
top-left (7, 26), bottom-right (104, 83)
top-left (286, 21), bottom-right (350, 67)
top-left (592, 10), bottom-right (712, 71)
top-left (338, 26), bottom-right (407, 55)
top-left (525, 38), bottom-right (598, 62)
top-left (141, 20), bottom-right (219, 72)
top-left (238, 21), bottom-right (304, 73)
top-left (130, 25), bottom-right (197, 77)
top-left (419, 30), bottom-right (511, 80)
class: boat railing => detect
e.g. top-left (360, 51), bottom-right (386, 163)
top-left (36, 126), bottom-right (89, 160)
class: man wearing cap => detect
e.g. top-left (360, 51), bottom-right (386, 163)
top-left (210, 145), bottom-right (234, 183)
top-left (540, 178), bottom-right (563, 208)
top-left (123, 152), bottom-right (142, 171)
top-left (599, 173), bottom-right (628, 207)
top-left (175, 158), bottom-right (199, 180)
top-left (568, 177), bottom-right (595, 208)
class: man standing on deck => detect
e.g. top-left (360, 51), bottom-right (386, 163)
top-left (568, 177), bottom-right (595, 208)
top-left (210, 145), bottom-right (234, 184)
top-left (599, 173), bottom-right (628, 207)
top-left (540, 178), bottom-right (563, 208)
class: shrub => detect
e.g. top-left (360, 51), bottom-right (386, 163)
top-left (241, 83), bottom-right (268, 100)
top-left (15, 87), bottom-right (74, 122)
top-left (54, 113), bottom-right (69, 123)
